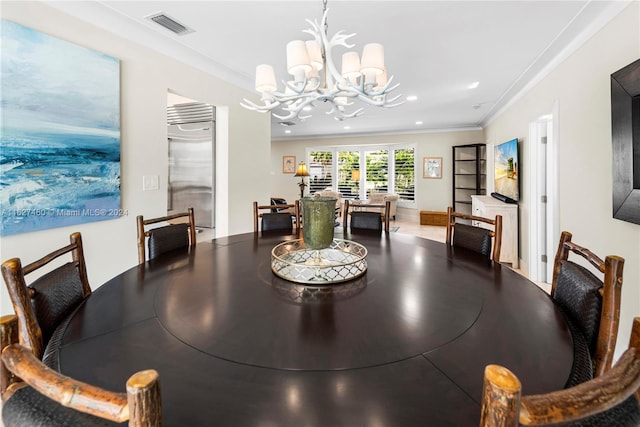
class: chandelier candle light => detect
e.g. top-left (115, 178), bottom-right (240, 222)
top-left (241, 0), bottom-right (402, 121)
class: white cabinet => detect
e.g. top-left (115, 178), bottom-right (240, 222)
top-left (471, 195), bottom-right (519, 268)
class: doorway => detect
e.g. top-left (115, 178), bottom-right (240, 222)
top-left (528, 103), bottom-right (559, 284)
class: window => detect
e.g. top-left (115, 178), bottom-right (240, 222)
top-left (337, 151), bottom-right (360, 200)
top-left (394, 148), bottom-right (415, 202)
top-left (365, 149), bottom-right (389, 197)
top-left (306, 145), bottom-right (416, 206)
top-left (308, 151), bottom-right (333, 194)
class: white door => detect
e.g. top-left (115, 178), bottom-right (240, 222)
top-left (528, 104), bottom-right (559, 284)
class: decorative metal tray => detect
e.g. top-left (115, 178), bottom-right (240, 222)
top-left (271, 239), bottom-right (368, 284)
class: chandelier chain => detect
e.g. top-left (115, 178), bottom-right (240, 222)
top-left (322, 0), bottom-right (328, 35)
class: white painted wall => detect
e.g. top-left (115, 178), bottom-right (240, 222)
top-left (484, 2), bottom-right (640, 356)
top-left (1, 2), bottom-right (270, 316)
top-left (271, 130), bottom-right (484, 221)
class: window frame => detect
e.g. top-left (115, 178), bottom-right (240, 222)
top-left (306, 144), bottom-right (416, 208)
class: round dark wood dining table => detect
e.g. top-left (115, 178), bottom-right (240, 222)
top-left (57, 231), bottom-right (574, 426)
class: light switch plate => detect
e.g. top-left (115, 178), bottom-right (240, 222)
top-left (142, 175), bottom-right (159, 191)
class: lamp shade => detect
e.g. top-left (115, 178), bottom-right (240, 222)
top-left (255, 64), bottom-right (277, 93)
top-left (375, 67), bottom-right (388, 88)
top-left (294, 162), bottom-right (310, 177)
top-left (360, 43), bottom-right (385, 75)
top-left (351, 170), bottom-right (360, 181)
top-left (341, 51), bottom-right (361, 81)
top-left (305, 40), bottom-right (323, 71)
top-left (287, 40), bottom-right (312, 75)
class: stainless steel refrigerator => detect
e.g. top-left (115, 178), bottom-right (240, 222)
top-left (167, 103), bottom-right (215, 229)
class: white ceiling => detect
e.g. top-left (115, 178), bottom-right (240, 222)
top-left (46, 1), bottom-right (629, 140)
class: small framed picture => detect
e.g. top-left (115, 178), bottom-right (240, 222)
top-left (423, 157), bottom-right (443, 179)
top-left (283, 155), bottom-right (296, 174)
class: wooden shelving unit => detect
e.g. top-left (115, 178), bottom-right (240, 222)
top-left (452, 143), bottom-right (486, 215)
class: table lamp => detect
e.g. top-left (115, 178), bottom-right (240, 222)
top-left (351, 169), bottom-right (360, 199)
top-left (294, 162), bottom-right (310, 199)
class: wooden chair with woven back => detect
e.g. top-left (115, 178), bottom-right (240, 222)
top-left (479, 316), bottom-right (640, 427)
top-left (137, 208), bottom-right (196, 264)
top-left (1, 314), bottom-right (162, 427)
top-left (269, 197), bottom-right (289, 212)
top-left (1, 232), bottom-right (91, 367)
top-left (253, 200), bottom-right (300, 235)
top-left (551, 231), bottom-right (624, 384)
top-left (343, 199), bottom-right (391, 233)
top-left (445, 206), bottom-right (503, 263)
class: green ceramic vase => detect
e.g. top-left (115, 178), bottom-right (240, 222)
top-left (301, 196), bottom-right (336, 250)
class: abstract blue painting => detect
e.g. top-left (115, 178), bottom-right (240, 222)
top-left (1, 20), bottom-right (121, 236)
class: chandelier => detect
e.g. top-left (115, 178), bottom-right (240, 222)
top-left (240, 0), bottom-right (402, 122)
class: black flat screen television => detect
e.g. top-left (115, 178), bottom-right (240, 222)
top-left (493, 138), bottom-right (519, 203)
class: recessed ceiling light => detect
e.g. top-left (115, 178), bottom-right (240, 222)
top-left (284, 130), bottom-right (291, 134)
top-left (406, 95), bottom-right (418, 101)
top-left (468, 81), bottom-right (480, 89)
top-left (415, 121), bottom-right (423, 125)
top-left (344, 126), bottom-right (351, 130)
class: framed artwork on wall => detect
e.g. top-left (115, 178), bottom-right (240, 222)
top-left (283, 155), bottom-right (296, 173)
top-left (611, 58), bottom-right (640, 225)
top-left (0, 20), bottom-right (121, 237)
top-left (423, 157), bottom-right (443, 179)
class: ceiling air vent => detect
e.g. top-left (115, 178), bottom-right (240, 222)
top-left (145, 12), bottom-right (194, 36)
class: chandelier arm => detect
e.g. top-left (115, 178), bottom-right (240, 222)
top-left (382, 101), bottom-right (406, 108)
top-left (354, 94), bottom-right (403, 109)
top-left (384, 94), bottom-right (404, 104)
top-left (272, 111), bottom-right (298, 120)
top-left (380, 82), bottom-right (401, 94)
top-left (305, 78), bottom-right (322, 93)
top-left (281, 97), bottom-right (316, 113)
top-left (273, 103), bottom-right (310, 120)
top-left (323, 32), bottom-right (357, 90)
top-left (364, 84), bottom-right (401, 99)
top-left (272, 95), bottom-right (318, 120)
top-left (283, 80), bottom-right (307, 96)
top-left (365, 76), bottom-right (400, 96)
top-left (273, 107), bottom-right (312, 121)
top-left (239, 99), bottom-right (260, 111)
top-left (354, 95), bottom-right (387, 107)
top-left (330, 30), bottom-right (356, 49)
top-left (323, 99), bottom-right (362, 119)
top-left (240, 98), bottom-right (282, 112)
top-left (335, 77), bottom-right (401, 108)
top-left (333, 108), bottom-right (365, 119)
top-left (315, 9), bottom-right (357, 92)
top-left (268, 85), bottom-right (321, 103)
top-left (303, 21), bottom-right (321, 40)
top-left (338, 81), bottom-right (387, 104)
